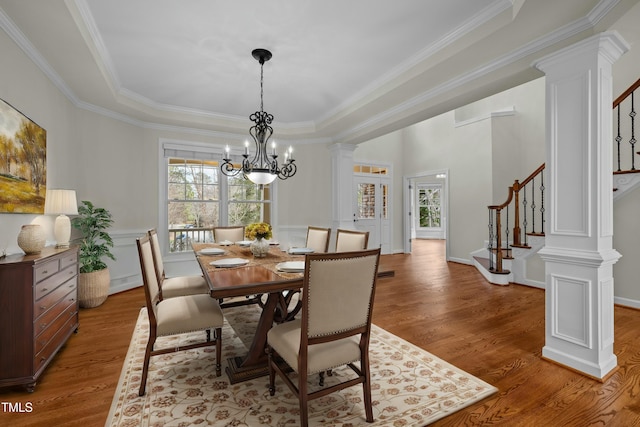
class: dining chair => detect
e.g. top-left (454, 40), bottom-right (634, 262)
top-left (212, 226), bottom-right (245, 243)
top-left (136, 234), bottom-right (224, 396)
top-left (305, 226), bottom-right (331, 253)
top-left (267, 248), bottom-right (381, 427)
top-left (148, 229), bottom-right (209, 298)
top-left (335, 229), bottom-right (370, 252)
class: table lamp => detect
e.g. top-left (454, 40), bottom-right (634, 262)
top-left (44, 189), bottom-right (78, 248)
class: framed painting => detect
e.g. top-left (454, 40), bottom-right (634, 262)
top-left (0, 98), bottom-right (46, 213)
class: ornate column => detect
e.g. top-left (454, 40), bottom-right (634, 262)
top-left (329, 143), bottom-right (357, 231)
top-left (533, 32), bottom-right (628, 379)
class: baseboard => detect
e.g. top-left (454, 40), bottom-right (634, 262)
top-left (449, 256), bottom-right (472, 265)
top-left (614, 296), bottom-right (640, 310)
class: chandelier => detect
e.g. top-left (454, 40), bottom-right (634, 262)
top-left (221, 48), bottom-right (297, 185)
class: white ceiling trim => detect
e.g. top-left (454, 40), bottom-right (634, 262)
top-left (314, 0), bottom-right (514, 125)
top-left (334, 4), bottom-right (606, 143)
top-left (0, 7), bottom-right (76, 103)
top-left (69, 0), bottom-right (514, 130)
top-left (588, 0), bottom-right (622, 25)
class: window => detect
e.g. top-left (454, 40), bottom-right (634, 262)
top-left (162, 141), bottom-right (272, 253)
top-left (418, 186), bottom-right (441, 228)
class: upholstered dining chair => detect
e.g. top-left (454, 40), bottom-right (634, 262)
top-left (212, 226), bottom-right (245, 243)
top-left (267, 248), bottom-right (381, 427)
top-left (148, 229), bottom-right (210, 298)
top-left (136, 234), bottom-right (224, 396)
top-left (335, 229), bottom-right (370, 252)
top-left (305, 226), bottom-right (331, 253)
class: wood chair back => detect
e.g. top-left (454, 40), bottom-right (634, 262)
top-left (213, 226), bottom-right (245, 243)
top-left (305, 226), bottom-right (331, 253)
top-left (148, 228), bottom-right (166, 282)
top-left (136, 234), bottom-right (161, 323)
top-left (335, 229), bottom-right (369, 252)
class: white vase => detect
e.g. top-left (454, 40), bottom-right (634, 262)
top-left (250, 238), bottom-right (270, 258)
top-left (17, 224), bottom-right (45, 254)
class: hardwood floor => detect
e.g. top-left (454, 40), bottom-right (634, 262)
top-left (2, 239), bottom-right (640, 426)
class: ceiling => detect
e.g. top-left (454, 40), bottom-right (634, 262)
top-left (0, 0), bottom-right (636, 144)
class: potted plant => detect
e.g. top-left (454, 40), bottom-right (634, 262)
top-left (71, 200), bottom-right (116, 308)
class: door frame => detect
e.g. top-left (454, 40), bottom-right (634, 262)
top-left (353, 173), bottom-right (392, 253)
top-left (403, 169), bottom-right (450, 260)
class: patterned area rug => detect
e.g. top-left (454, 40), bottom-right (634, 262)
top-left (106, 305), bottom-right (497, 426)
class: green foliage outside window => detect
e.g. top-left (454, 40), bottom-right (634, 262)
top-left (419, 188), bottom-right (441, 228)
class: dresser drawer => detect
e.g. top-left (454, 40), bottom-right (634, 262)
top-left (34, 276), bottom-right (77, 320)
top-left (59, 252), bottom-right (77, 270)
top-left (35, 264), bottom-right (77, 301)
top-left (35, 258), bottom-right (60, 283)
top-left (34, 294), bottom-right (78, 355)
top-left (33, 312), bottom-right (77, 375)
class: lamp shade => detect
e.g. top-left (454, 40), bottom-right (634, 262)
top-left (247, 170), bottom-right (278, 185)
top-left (44, 189), bottom-right (78, 248)
top-left (44, 189), bottom-right (78, 215)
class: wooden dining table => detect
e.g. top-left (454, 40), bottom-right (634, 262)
top-left (192, 241), bottom-right (393, 383)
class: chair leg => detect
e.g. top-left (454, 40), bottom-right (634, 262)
top-left (267, 346), bottom-right (276, 396)
top-left (298, 370), bottom-right (309, 427)
top-left (215, 327), bottom-right (222, 376)
top-left (138, 336), bottom-right (155, 396)
top-left (362, 353), bottom-right (374, 423)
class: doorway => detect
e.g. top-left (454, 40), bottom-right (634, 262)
top-left (403, 170), bottom-right (449, 258)
top-left (353, 171), bottom-right (391, 254)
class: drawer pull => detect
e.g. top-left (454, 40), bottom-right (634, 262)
top-left (40, 305), bottom-right (47, 310)
top-left (40, 323), bottom-right (47, 329)
top-left (42, 270), bottom-right (48, 274)
top-left (41, 288), bottom-right (48, 293)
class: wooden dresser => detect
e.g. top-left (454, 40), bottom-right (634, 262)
top-left (0, 246), bottom-right (79, 392)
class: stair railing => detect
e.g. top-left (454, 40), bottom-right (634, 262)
top-left (487, 164), bottom-right (545, 274)
top-left (613, 77), bottom-right (640, 173)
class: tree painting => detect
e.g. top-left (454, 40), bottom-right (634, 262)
top-left (0, 99), bottom-right (46, 213)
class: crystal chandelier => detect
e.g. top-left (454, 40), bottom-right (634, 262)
top-left (221, 48), bottom-right (297, 185)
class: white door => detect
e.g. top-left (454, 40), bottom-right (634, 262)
top-left (353, 176), bottom-right (391, 253)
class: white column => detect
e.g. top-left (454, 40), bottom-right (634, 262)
top-left (533, 32), bottom-right (628, 379)
top-left (330, 143), bottom-right (357, 231)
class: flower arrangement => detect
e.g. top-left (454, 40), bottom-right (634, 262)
top-left (245, 222), bottom-right (272, 240)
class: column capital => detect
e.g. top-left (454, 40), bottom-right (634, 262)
top-left (533, 31), bottom-right (629, 73)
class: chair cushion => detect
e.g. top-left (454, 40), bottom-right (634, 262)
top-left (156, 294), bottom-right (224, 336)
top-left (162, 275), bottom-right (209, 298)
top-left (268, 319), bottom-right (361, 375)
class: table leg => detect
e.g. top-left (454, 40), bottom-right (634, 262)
top-left (225, 292), bottom-right (280, 383)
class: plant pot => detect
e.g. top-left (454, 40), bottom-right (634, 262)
top-left (78, 268), bottom-right (110, 308)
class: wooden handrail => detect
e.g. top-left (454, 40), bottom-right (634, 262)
top-left (520, 163), bottom-right (545, 187)
top-left (487, 163), bottom-right (545, 274)
top-left (613, 77), bottom-right (640, 108)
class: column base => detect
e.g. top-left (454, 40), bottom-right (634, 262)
top-left (542, 345), bottom-right (618, 381)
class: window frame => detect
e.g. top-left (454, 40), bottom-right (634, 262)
top-left (158, 138), bottom-right (278, 259)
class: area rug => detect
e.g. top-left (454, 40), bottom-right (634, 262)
top-left (106, 305), bottom-right (497, 426)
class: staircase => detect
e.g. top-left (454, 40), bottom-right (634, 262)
top-left (473, 78), bottom-right (640, 286)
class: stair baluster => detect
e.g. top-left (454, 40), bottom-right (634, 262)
top-left (487, 164), bottom-right (545, 274)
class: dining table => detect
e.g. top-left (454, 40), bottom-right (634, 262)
top-left (192, 241), bottom-right (394, 384)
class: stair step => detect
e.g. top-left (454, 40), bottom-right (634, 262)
top-left (473, 256), bottom-right (511, 275)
